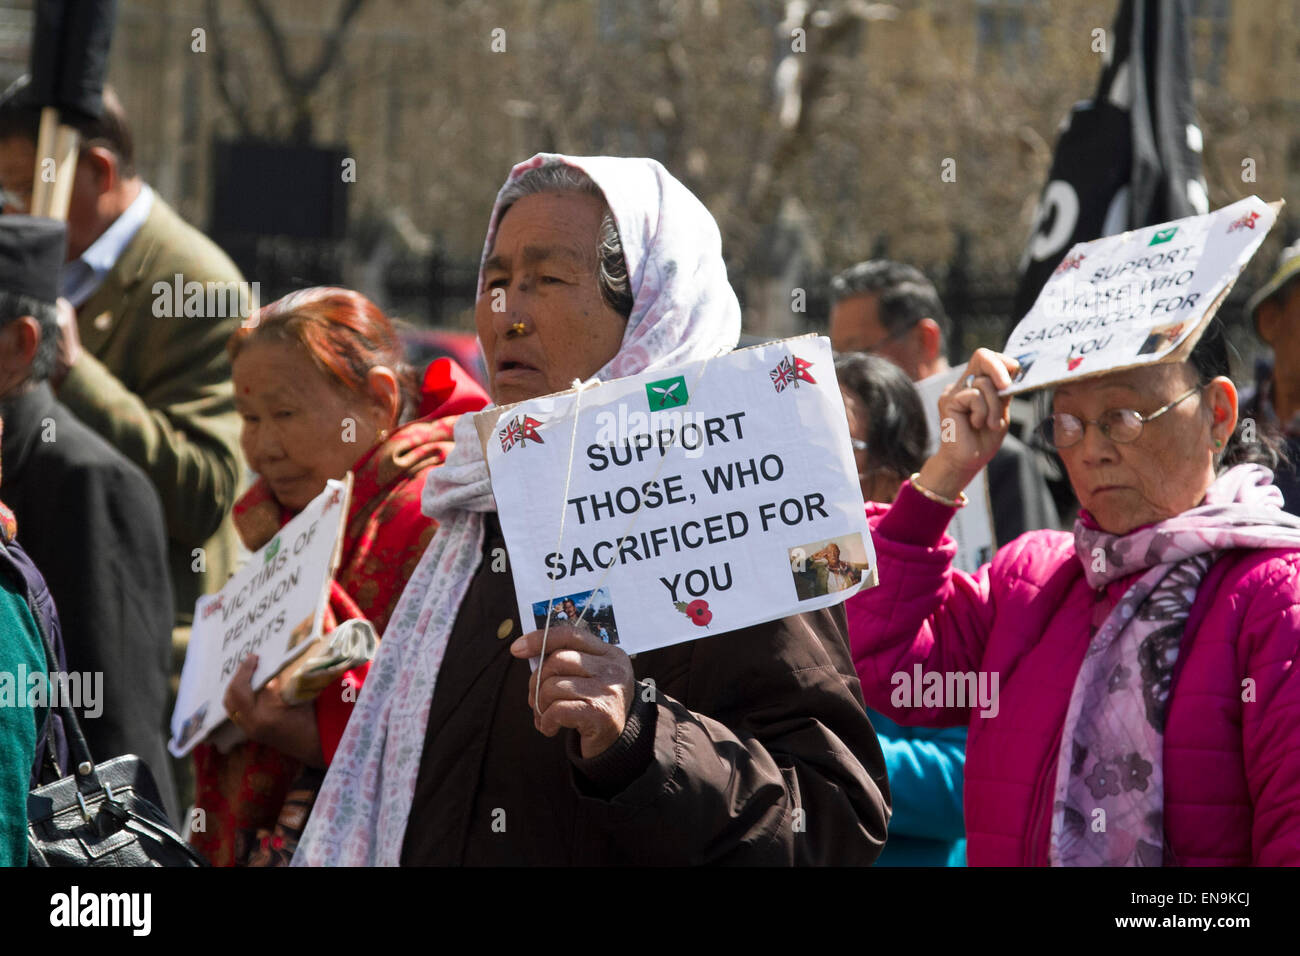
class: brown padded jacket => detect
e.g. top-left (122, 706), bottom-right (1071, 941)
top-left (399, 515), bottom-right (891, 865)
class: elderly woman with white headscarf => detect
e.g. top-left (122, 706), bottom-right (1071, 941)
top-left (294, 154), bottom-right (889, 866)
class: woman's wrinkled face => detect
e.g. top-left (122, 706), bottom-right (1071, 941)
top-left (233, 340), bottom-right (382, 511)
top-left (1053, 363), bottom-right (1232, 535)
top-left (476, 191), bottom-right (629, 406)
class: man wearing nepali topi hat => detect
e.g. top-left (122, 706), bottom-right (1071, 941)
top-left (0, 215), bottom-right (179, 821)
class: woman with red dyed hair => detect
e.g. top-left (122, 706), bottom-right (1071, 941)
top-left (190, 287), bottom-right (488, 866)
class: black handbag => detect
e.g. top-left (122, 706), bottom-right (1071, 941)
top-left (24, 591), bottom-right (208, 866)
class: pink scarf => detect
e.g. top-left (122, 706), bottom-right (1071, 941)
top-left (1050, 463), bottom-right (1300, 866)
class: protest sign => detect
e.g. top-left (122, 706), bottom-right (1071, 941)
top-left (478, 334), bottom-right (876, 656)
top-left (169, 476), bottom-right (351, 757)
top-left (1002, 195), bottom-right (1282, 395)
top-left (915, 367), bottom-right (996, 573)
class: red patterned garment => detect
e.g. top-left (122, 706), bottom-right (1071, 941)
top-left (191, 359), bottom-right (489, 866)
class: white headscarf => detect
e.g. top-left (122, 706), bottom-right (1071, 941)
top-left (294, 154), bottom-right (740, 865)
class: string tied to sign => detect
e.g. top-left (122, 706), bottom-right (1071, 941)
top-left (531, 358), bottom-right (716, 713)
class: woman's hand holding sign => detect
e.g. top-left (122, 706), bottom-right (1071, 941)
top-left (224, 655), bottom-right (325, 767)
top-left (917, 348), bottom-right (1020, 502)
top-left (511, 627), bottom-right (636, 759)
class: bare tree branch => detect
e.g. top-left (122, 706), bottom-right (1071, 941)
top-left (721, 0), bottom-right (870, 275)
top-left (243, 0), bottom-right (368, 140)
top-left (299, 0), bottom-right (367, 94)
top-left (205, 0), bottom-right (255, 138)
top-left (243, 0), bottom-right (298, 99)
top-left (650, 0), bottom-right (689, 175)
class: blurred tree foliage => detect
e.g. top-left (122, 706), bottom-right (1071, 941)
top-left (103, 0), bottom-right (1299, 344)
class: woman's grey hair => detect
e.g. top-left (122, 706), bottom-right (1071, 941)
top-left (494, 162), bottom-right (634, 319)
top-left (1187, 319), bottom-right (1287, 474)
top-left (0, 291), bottom-right (57, 382)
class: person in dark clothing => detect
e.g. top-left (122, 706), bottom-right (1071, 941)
top-left (0, 216), bottom-right (177, 822)
top-left (1241, 239), bottom-right (1300, 516)
top-left (829, 259), bottom-right (1060, 542)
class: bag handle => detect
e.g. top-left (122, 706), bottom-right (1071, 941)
top-left (3, 541), bottom-right (102, 785)
top-left (102, 801), bottom-right (210, 866)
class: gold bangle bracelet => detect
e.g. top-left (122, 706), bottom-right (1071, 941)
top-left (908, 473), bottom-right (969, 509)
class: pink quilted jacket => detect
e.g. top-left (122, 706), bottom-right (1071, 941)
top-left (848, 482), bottom-right (1300, 866)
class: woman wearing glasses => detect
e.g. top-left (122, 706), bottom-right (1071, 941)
top-left (847, 320), bottom-right (1300, 865)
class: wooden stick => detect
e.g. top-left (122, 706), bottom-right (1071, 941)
top-left (29, 106), bottom-right (80, 221)
top-left (46, 123), bottom-right (80, 220)
top-left (29, 106), bottom-right (59, 215)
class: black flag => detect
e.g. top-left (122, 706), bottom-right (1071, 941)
top-left (1013, 0), bottom-right (1206, 320)
top-left (28, 0), bottom-right (119, 121)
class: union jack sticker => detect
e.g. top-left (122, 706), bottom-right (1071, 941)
top-left (1227, 210), bottom-right (1260, 233)
top-left (499, 414), bottom-right (545, 452)
top-left (770, 354), bottom-right (816, 393)
top-left (1053, 252), bottom-right (1085, 275)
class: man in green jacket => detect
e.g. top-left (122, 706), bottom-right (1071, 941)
top-left (0, 81), bottom-right (243, 638)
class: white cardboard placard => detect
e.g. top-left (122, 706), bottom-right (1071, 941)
top-left (479, 334), bottom-right (877, 655)
top-left (1002, 196), bottom-right (1281, 395)
top-left (169, 476), bottom-right (351, 756)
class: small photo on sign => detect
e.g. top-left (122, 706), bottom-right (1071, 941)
top-left (1137, 320), bottom-right (1186, 356)
top-left (175, 702), bottom-right (209, 750)
top-left (532, 587), bottom-right (620, 645)
top-left (789, 533), bottom-right (872, 601)
top-left (285, 614), bottom-right (314, 653)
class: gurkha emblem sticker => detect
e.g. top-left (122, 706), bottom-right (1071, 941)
top-left (647, 376), bottom-right (688, 410)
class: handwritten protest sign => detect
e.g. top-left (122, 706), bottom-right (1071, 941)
top-left (915, 367), bottom-right (996, 573)
top-left (478, 334), bottom-right (876, 656)
top-left (169, 476), bottom-right (351, 757)
top-left (1002, 195), bottom-right (1281, 395)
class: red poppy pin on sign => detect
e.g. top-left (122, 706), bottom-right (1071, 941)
top-left (675, 599), bottom-right (712, 627)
